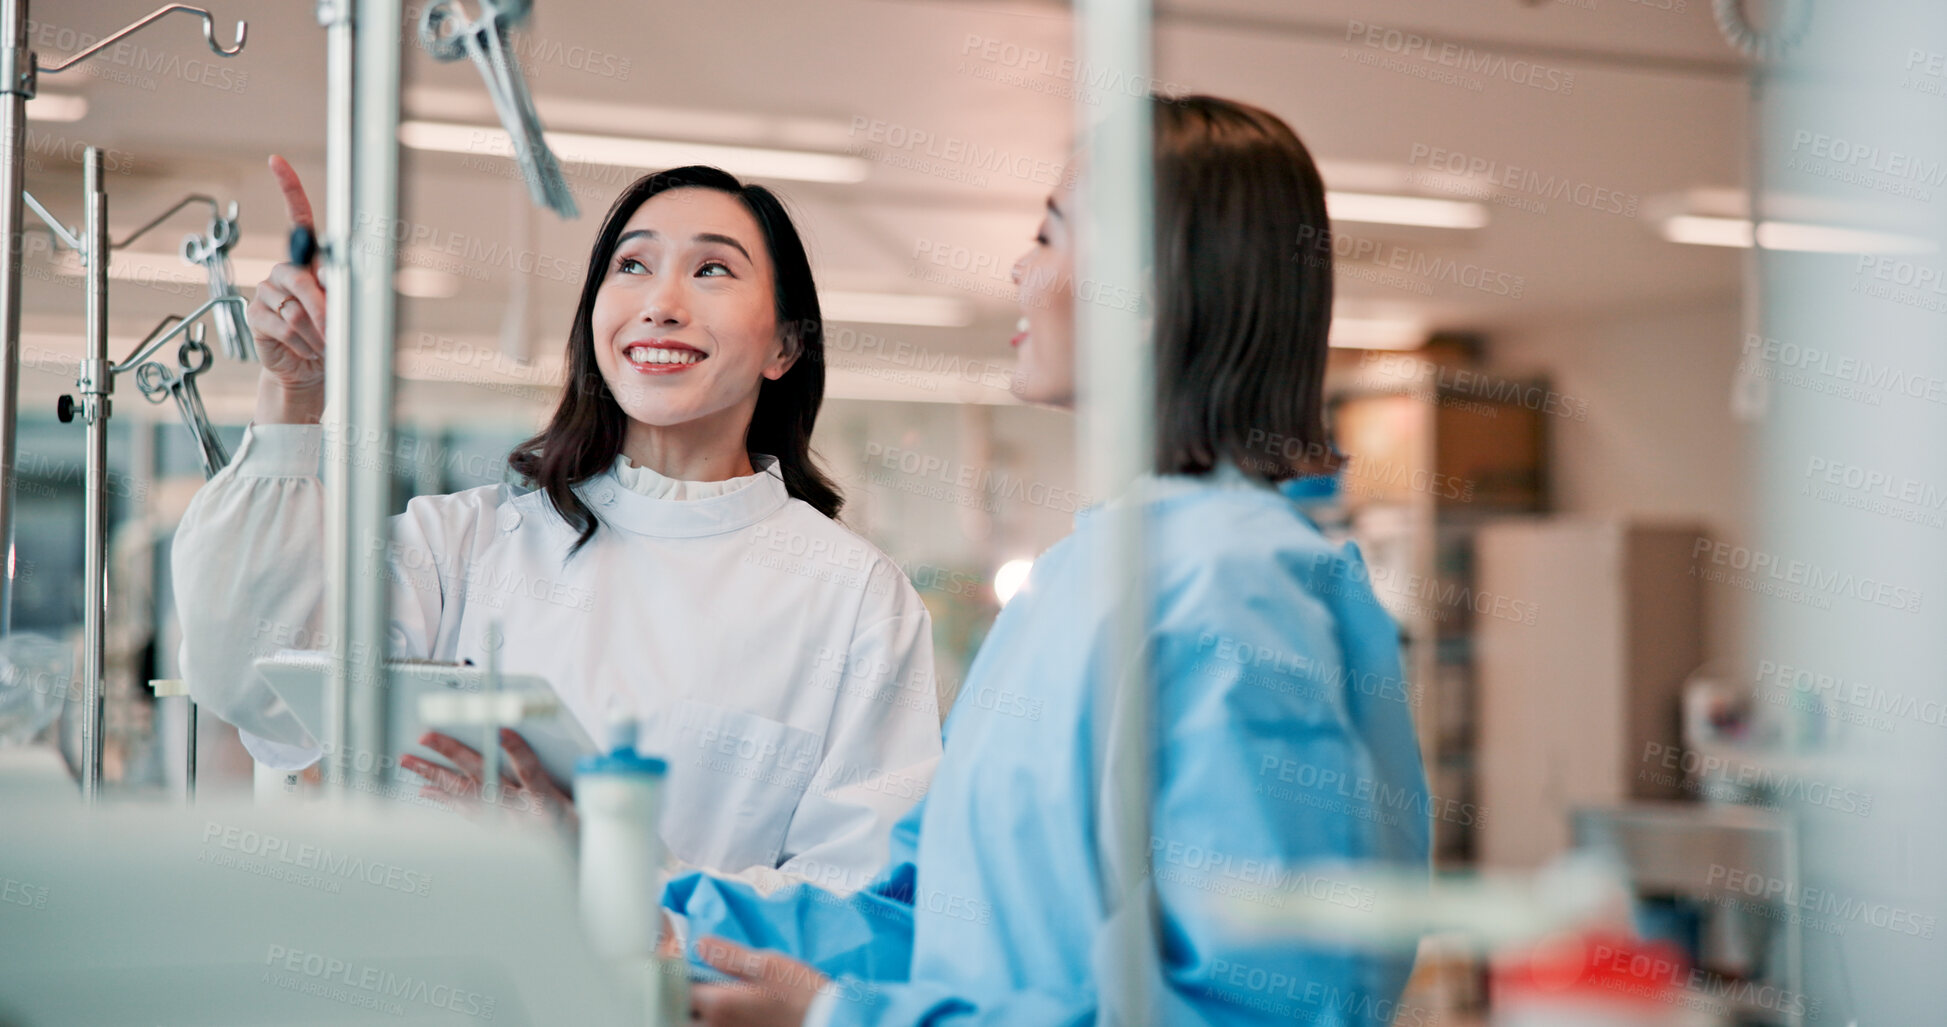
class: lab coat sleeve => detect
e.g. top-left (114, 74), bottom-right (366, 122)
top-left (662, 795), bottom-right (923, 983)
top-left (171, 423), bottom-right (485, 770)
top-left (767, 559), bottom-right (943, 892)
top-left (171, 424), bottom-right (329, 766)
top-left (807, 541), bottom-right (1431, 1027)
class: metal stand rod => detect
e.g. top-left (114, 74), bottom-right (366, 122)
top-left (318, 0), bottom-right (353, 794)
top-left (78, 149), bottom-right (109, 801)
top-left (185, 700), bottom-right (197, 802)
top-left (347, 0), bottom-right (404, 795)
top-left (66, 287), bottom-right (241, 801)
top-left (0, 0), bottom-right (31, 636)
top-left (481, 625), bottom-right (501, 807)
top-left (319, 0), bottom-right (403, 797)
top-left (1076, 0), bottom-right (1156, 1020)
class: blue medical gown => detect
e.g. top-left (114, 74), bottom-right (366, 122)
top-left (665, 477), bottom-right (1430, 1025)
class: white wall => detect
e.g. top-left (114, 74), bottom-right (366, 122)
top-left (1487, 296), bottom-right (1750, 666)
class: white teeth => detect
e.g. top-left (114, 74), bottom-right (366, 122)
top-left (1016, 317), bottom-right (1029, 332)
top-left (626, 346), bottom-right (702, 366)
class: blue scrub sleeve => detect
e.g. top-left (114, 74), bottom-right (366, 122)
top-left (1137, 542), bottom-right (1431, 1025)
top-left (810, 542), bottom-right (1431, 1027)
top-left (662, 799), bottom-right (924, 982)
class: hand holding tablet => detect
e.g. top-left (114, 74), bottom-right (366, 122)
top-left (251, 652), bottom-right (597, 795)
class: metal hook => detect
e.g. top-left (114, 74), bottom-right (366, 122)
top-left (178, 327), bottom-right (214, 376)
top-left (40, 5), bottom-right (247, 75)
top-left (199, 10), bottom-right (249, 57)
top-left (112, 194), bottom-right (220, 251)
top-left (113, 295), bottom-right (247, 373)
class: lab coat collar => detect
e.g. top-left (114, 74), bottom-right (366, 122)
top-left (573, 454), bottom-right (792, 538)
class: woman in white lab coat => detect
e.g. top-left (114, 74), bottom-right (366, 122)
top-left (172, 158), bottom-right (942, 891)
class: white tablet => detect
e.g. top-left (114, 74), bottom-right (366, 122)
top-left (252, 651), bottom-right (596, 789)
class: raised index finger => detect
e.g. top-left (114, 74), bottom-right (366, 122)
top-left (268, 154), bottom-right (314, 229)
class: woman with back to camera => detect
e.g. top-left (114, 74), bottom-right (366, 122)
top-left (664, 95), bottom-right (1431, 1026)
top-left (172, 160), bottom-right (942, 892)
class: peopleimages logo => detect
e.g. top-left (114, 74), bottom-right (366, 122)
top-left (263, 945), bottom-right (495, 1020)
top-left (1789, 130), bottom-right (1947, 191)
top-left (1407, 143), bottom-right (1639, 217)
top-left (203, 823), bottom-right (431, 897)
top-left (1690, 536), bottom-right (1924, 613)
top-left (1342, 20), bottom-right (1577, 94)
top-left (350, 211), bottom-right (583, 283)
top-left (1295, 224), bottom-right (1526, 298)
top-left (958, 34), bottom-right (1186, 102)
top-left (861, 442), bottom-right (1091, 514)
top-left (1705, 864), bottom-right (1937, 939)
top-left (1741, 332), bottom-right (1947, 406)
top-left (848, 117), bottom-right (1077, 189)
top-left (1756, 659), bottom-right (1947, 731)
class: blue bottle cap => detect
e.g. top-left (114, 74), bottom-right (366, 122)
top-left (574, 715), bottom-right (666, 777)
top-left (576, 745), bottom-right (667, 778)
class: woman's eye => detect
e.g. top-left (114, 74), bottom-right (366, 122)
top-left (697, 260), bottom-right (731, 277)
top-left (617, 257), bottom-right (647, 275)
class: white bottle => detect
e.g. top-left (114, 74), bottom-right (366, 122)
top-left (575, 719), bottom-right (685, 1023)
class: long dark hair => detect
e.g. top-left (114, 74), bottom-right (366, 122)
top-left (507, 166), bottom-right (841, 554)
top-left (1151, 95), bottom-right (1338, 481)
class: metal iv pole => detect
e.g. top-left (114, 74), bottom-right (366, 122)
top-left (306, 0), bottom-right (404, 797)
top-left (0, 6), bottom-right (247, 800)
top-left (0, 4), bottom-right (246, 638)
top-left (32, 179), bottom-right (254, 803)
top-left (1077, 0), bottom-right (1159, 1020)
top-left (307, 0), bottom-right (565, 798)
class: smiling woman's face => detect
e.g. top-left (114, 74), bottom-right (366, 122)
top-left (590, 187), bottom-right (796, 435)
top-left (1009, 180), bottom-right (1078, 407)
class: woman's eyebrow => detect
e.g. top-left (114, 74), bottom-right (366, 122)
top-left (694, 232), bottom-right (753, 262)
top-left (614, 228), bottom-right (752, 263)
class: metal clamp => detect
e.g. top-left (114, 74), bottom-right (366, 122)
top-left (0, 45), bottom-right (35, 99)
top-left (134, 328), bottom-right (229, 478)
top-left (419, 0), bottom-right (577, 218)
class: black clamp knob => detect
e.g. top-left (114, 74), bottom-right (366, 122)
top-left (56, 395), bottom-right (75, 423)
top-left (288, 224), bottom-right (318, 267)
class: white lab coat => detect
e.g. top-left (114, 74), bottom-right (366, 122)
top-left (172, 424), bottom-right (942, 891)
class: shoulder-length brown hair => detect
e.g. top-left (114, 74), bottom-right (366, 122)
top-left (1151, 95), bottom-right (1338, 481)
top-left (508, 166), bottom-right (841, 555)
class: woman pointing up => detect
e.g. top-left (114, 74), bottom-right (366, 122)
top-left (172, 159), bottom-right (943, 892)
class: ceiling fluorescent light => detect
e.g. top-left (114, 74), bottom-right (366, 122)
top-left (51, 250), bottom-right (280, 286)
top-left (396, 335), bottom-right (563, 389)
top-left (61, 251), bottom-right (463, 300)
top-left (399, 120), bottom-right (869, 185)
top-left (26, 93), bottom-right (86, 123)
top-left (395, 266), bottom-right (462, 299)
top-left (1661, 214), bottom-right (1753, 248)
top-left (1757, 221), bottom-right (1934, 254)
top-left (1327, 191), bottom-right (1488, 230)
top-left (404, 86), bottom-right (858, 151)
top-left (1329, 316), bottom-right (1427, 350)
top-left (1661, 214), bottom-right (1933, 254)
top-left (820, 291), bottom-right (973, 327)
